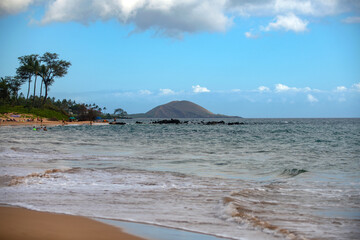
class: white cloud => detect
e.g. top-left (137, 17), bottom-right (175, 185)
top-left (113, 91), bottom-right (135, 97)
top-left (342, 16), bottom-right (360, 24)
top-left (227, 0), bottom-right (356, 17)
top-left (258, 86), bottom-right (270, 92)
top-left (139, 89), bottom-right (152, 95)
top-left (352, 82), bottom-right (360, 92)
top-left (231, 89), bottom-right (241, 92)
top-left (159, 88), bottom-right (175, 95)
top-left (263, 13), bottom-right (308, 32)
top-left (274, 0), bottom-right (314, 15)
top-left (192, 85), bottom-right (210, 93)
top-left (0, 0), bottom-right (34, 15)
top-left (312, 89), bottom-right (322, 93)
top-left (245, 31), bottom-right (260, 39)
top-left (39, 0), bottom-right (232, 38)
top-left (307, 94), bottom-right (318, 103)
top-left (275, 84), bottom-right (312, 92)
top-left (275, 83), bottom-right (298, 92)
top-left (2, 0), bottom-right (360, 37)
top-left (335, 86), bottom-right (347, 92)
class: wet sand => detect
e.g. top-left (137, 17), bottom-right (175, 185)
top-left (0, 206), bottom-right (146, 240)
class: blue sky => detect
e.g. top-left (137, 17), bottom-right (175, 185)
top-left (0, 0), bottom-right (359, 117)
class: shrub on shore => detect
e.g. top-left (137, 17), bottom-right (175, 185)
top-left (0, 105), bottom-right (68, 121)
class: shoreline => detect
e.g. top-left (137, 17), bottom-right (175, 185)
top-left (97, 218), bottom-right (235, 240)
top-left (0, 205), bottom-right (146, 240)
top-left (0, 205), bottom-right (233, 240)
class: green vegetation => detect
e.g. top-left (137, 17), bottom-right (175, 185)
top-left (15, 52), bottom-right (71, 105)
top-left (1, 52), bottom-right (117, 121)
top-left (0, 105), bottom-right (68, 120)
top-left (113, 108), bottom-right (128, 118)
top-left (0, 94), bottom-right (108, 121)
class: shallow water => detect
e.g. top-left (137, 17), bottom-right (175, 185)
top-left (1, 118), bottom-right (359, 239)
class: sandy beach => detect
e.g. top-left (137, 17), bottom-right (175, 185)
top-left (0, 206), bottom-right (146, 240)
top-left (0, 112), bottom-right (111, 127)
top-left (0, 120), bottom-right (106, 127)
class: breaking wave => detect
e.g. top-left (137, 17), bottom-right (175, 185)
top-left (222, 196), bottom-right (309, 240)
top-left (8, 168), bottom-right (80, 186)
top-left (280, 168), bottom-right (308, 177)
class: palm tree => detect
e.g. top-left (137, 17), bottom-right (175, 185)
top-left (32, 59), bottom-right (40, 104)
top-left (40, 52), bottom-right (71, 105)
top-left (38, 64), bottom-right (49, 101)
top-left (16, 55), bottom-right (38, 100)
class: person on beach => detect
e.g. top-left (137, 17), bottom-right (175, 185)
top-left (43, 126), bottom-right (47, 131)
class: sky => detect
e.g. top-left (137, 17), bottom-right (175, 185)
top-left (0, 0), bottom-right (359, 118)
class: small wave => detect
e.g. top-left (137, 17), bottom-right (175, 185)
top-left (77, 142), bottom-right (99, 146)
top-left (214, 162), bottom-right (228, 166)
top-left (10, 147), bottom-right (21, 152)
top-left (0, 176), bottom-right (13, 187)
top-left (315, 139), bottom-right (332, 143)
top-left (270, 129), bottom-right (293, 134)
top-left (280, 168), bottom-right (308, 177)
top-left (8, 168), bottom-right (78, 186)
top-left (222, 197), bottom-right (309, 240)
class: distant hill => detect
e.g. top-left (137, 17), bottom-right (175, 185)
top-left (129, 101), bottom-right (240, 118)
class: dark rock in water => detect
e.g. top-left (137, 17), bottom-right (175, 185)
top-left (205, 121), bottom-right (225, 125)
top-left (109, 122), bottom-right (126, 125)
top-left (227, 122), bottom-right (245, 125)
top-left (151, 119), bottom-right (181, 124)
top-left (127, 119), bottom-right (245, 126)
top-left (214, 162), bottom-right (228, 166)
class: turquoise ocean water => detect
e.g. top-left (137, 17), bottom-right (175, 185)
top-left (1, 118), bottom-right (359, 239)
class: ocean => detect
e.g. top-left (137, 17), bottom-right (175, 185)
top-left (0, 118), bottom-right (359, 240)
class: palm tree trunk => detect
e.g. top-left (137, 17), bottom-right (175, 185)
top-left (26, 77), bottom-right (31, 100)
top-left (40, 80), bottom-right (43, 99)
top-left (33, 75), bottom-right (37, 105)
top-left (42, 84), bottom-right (48, 105)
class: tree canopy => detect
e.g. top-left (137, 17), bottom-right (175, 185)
top-left (16, 54), bottom-right (39, 100)
top-left (114, 108), bottom-right (128, 117)
top-left (14, 52), bottom-right (71, 106)
top-left (0, 76), bottom-right (24, 103)
top-left (39, 52), bottom-right (71, 104)
top-left (1, 52), bottom-right (125, 122)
